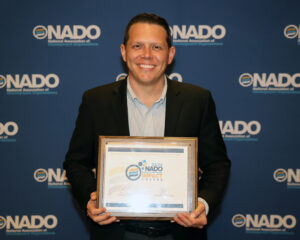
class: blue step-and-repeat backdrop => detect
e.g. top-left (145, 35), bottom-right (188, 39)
top-left (1, 0), bottom-right (299, 239)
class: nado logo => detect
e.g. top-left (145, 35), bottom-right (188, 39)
top-left (219, 120), bottom-right (261, 141)
top-left (33, 25), bottom-right (101, 46)
top-left (232, 213), bottom-right (297, 235)
top-left (34, 169), bottom-right (48, 182)
top-left (284, 25), bottom-right (300, 45)
top-left (232, 214), bottom-right (246, 228)
top-left (116, 73), bottom-right (183, 82)
top-left (116, 73), bottom-right (127, 81)
top-left (0, 75), bottom-right (6, 88)
top-left (0, 74), bottom-right (59, 95)
top-left (274, 168), bottom-right (300, 189)
top-left (33, 25), bottom-right (47, 39)
top-left (239, 73), bottom-right (252, 87)
top-left (239, 73), bottom-right (300, 94)
top-left (168, 73), bottom-right (183, 82)
top-left (0, 215), bottom-right (57, 236)
top-left (274, 168), bottom-right (288, 182)
top-left (170, 25), bottom-right (226, 46)
top-left (34, 168), bottom-right (70, 188)
top-left (126, 165), bottom-right (142, 181)
top-left (125, 159), bottom-right (164, 182)
top-left (0, 216), bottom-right (6, 229)
top-left (0, 121), bottom-right (18, 142)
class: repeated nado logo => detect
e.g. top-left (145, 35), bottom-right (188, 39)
top-left (0, 214), bottom-right (57, 236)
top-left (219, 120), bottom-right (261, 141)
top-left (33, 25), bottom-right (101, 46)
top-left (232, 213), bottom-right (297, 235)
top-left (33, 25), bottom-right (47, 39)
top-left (0, 75), bottom-right (6, 88)
top-left (232, 214), bottom-right (246, 228)
top-left (168, 73), bottom-right (183, 82)
top-left (0, 74), bottom-right (59, 95)
top-left (0, 121), bottom-right (18, 142)
top-left (126, 160), bottom-right (163, 182)
top-left (239, 73), bottom-right (300, 94)
top-left (116, 73), bottom-right (128, 81)
top-left (284, 25), bottom-right (300, 45)
top-left (0, 216), bottom-right (6, 229)
top-left (170, 25), bottom-right (226, 46)
top-left (34, 168), bottom-right (70, 188)
top-left (274, 168), bottom-right (300, 189)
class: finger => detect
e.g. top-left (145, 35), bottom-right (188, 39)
top-left (91, 212), bottom-right (111, 223)
top-left (88, 207), bottom-right (106, 216)
top-left (173, 216), bottom-right (188, 227)
top-left (98, 216), bottom-right (118, 226)
top-left (196, 213), bottom-right (207, 226)
top-left (176, 213), bottom-right (193, 226)
top-left (189, 213), bottom-right (207, 228)
top-left (179, 212), bottom-right (207, 228)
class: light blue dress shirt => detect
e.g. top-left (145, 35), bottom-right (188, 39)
top-left (127, 77), bottom-right (167, 137)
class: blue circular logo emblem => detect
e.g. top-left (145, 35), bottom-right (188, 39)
top-left (232, 214), bottom-right (246, 228)
top-left (116, 73), bottom-right (127, 82)
top-left (284, 25), bottom-right (298, 39)
top-left (33, 25), bottom-right (48, 39)
top-left (273, 168), bottom-right (287, 182)
top-left (239, 73), bottom-right (253, 87)
top-left (34, 168), bottom-right (48, 182)
top-left (0, 216), bottom-right (6, 229)
top-left (0, 75), bottom-right (6, 89)
top-left (169, 73), bottom-right (183, 82)
top-left (126, 165), bottom-right (141, 181)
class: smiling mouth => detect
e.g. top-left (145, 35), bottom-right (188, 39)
top-left (139, 64), bottom-right (155, 69)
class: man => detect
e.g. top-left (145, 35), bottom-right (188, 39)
top-left (64, 13), bottom-right (230, 240)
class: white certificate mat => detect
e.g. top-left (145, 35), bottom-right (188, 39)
top-left (97, 137), bottom-right (198, 219)
top-left (104, 144), bottom-right (187, 213)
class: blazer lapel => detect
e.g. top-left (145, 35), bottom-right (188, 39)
top-left (111, 80), bottom-right (130, 136)
top-left (164, 79), bottom-right (183, 136)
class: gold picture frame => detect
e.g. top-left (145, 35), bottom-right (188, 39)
top-left (96, 136), bottom-right (198, 220)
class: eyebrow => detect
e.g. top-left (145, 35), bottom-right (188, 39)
top-left (130, 41), bottom-right (164, 45)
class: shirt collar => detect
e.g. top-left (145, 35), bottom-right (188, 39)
top-left (127, 75), bottom-right (168, 103)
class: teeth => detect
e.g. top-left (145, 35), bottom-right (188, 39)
top-left (140, 64), bottom-right (154, 69)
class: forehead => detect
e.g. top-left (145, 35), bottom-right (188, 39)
top-left (127, 23), bottom-right (168, 43)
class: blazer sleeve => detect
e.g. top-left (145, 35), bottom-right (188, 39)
top-left (63, 92), bottom-right (97, 210)
top-left (197, 91), bottom-right (231, 212)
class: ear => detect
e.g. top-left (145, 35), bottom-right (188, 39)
top-left (120, 44), bottom-right (127, 62)
top-left (168, 46), bottom-right (176, 64)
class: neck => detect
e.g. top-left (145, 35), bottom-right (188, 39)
top-left (129, 77), bottom-right (165, 108)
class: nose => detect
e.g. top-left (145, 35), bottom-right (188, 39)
top-left (142, 46), bottom-right (152, 59)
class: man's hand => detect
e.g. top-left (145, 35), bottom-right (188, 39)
top-left (87, 192), bottom-right (119, 225)
top-left (173, 201), bottom-right (207, 229)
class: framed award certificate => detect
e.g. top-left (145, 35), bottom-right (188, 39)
top-left (96, 136), bottom-right (198, 220)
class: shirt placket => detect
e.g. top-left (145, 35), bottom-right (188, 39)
top-left (142, 105), bottom-right (152, 136)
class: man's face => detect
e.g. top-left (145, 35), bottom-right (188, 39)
top-left (121, 23), bottom-right (175, 86)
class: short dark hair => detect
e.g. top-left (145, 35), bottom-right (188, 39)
top-left (123, 13), bottom-right (172, 48)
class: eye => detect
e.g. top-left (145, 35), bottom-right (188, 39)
top-left (153, 45), bottom-right (162, 50)
top-left (132, 43), bottom-right (142, 49)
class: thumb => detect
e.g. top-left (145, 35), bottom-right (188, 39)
top-left (191, 203), bottom-right (205, 218)
top-left (90, 192), bottom-right (97, 201)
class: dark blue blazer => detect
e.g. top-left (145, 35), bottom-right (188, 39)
top-left (64, 78), bottom-right (230, 239)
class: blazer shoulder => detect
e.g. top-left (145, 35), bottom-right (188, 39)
top-left (83, 80), bottom-right (125, 100)
top-left (168, 79), bottom-right (211, 99)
